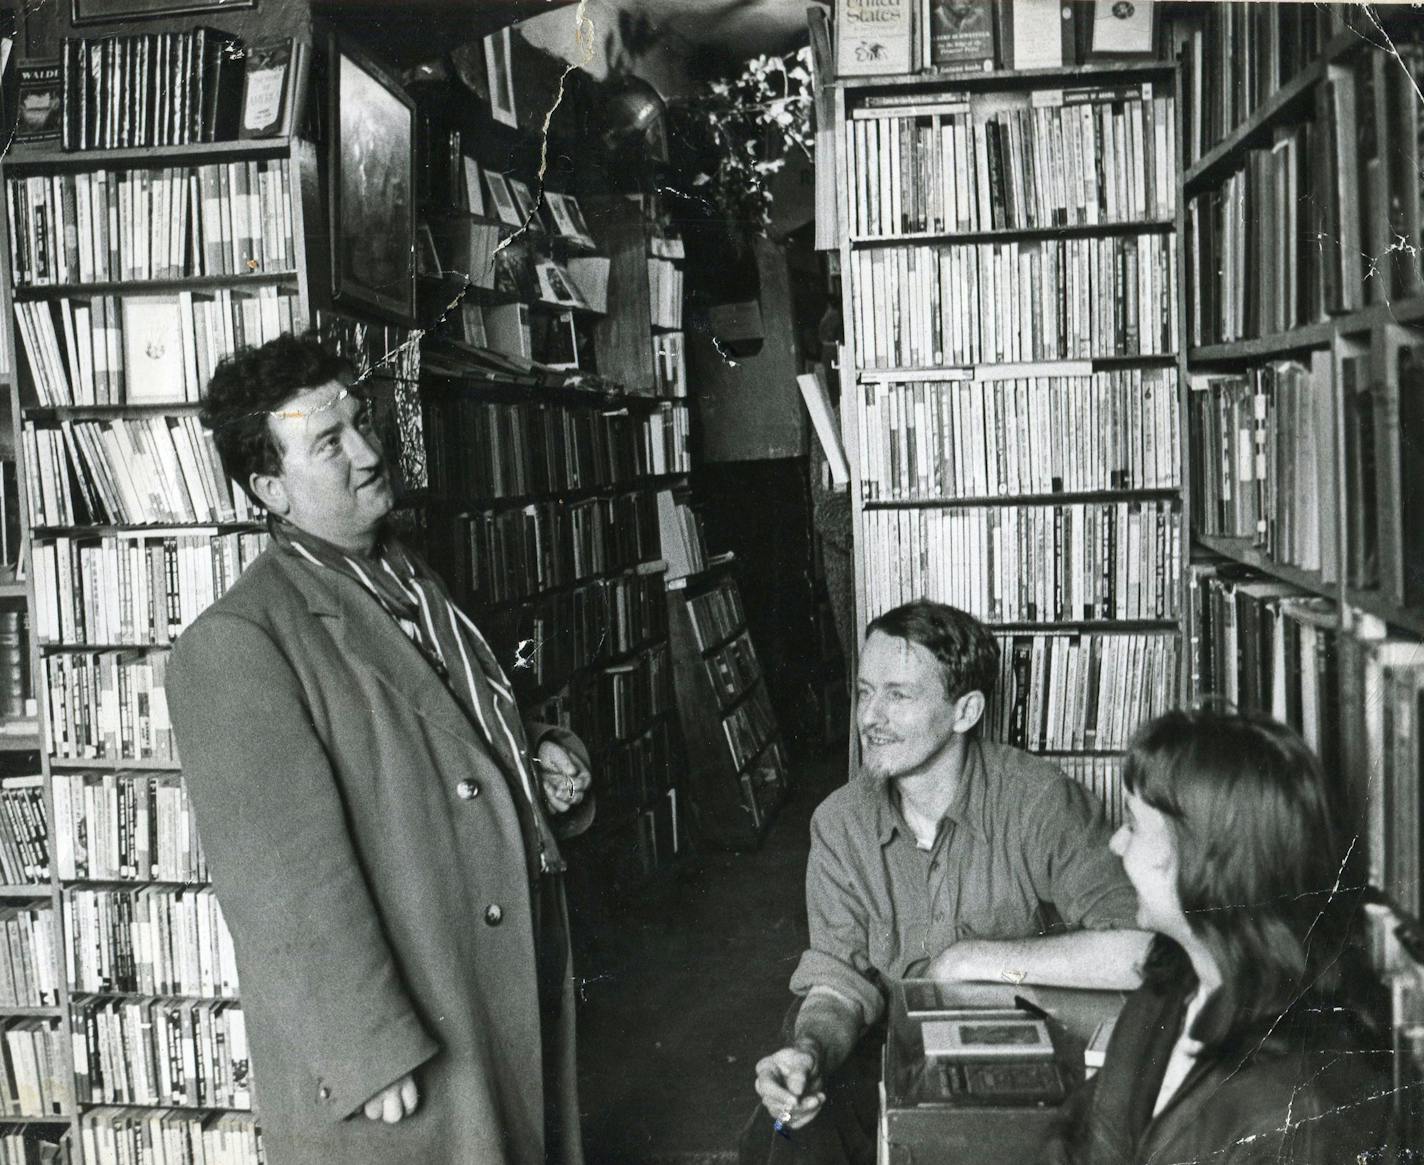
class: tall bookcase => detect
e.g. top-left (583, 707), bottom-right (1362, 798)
top-left (831, 61), bottom-right (1186, 822)
top-left (0, 129), bottom-right (316, 1161)
top-left (0, 22), bottom-right (698, 1165)
top-left (1175, 4), bottom-right (1424, 1144)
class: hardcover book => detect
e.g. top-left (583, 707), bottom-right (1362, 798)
top-left (836, 0), bottom-right (914, 77)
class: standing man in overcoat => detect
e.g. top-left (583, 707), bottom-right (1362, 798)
top-left (167, 333), bottom-right (594, 1165)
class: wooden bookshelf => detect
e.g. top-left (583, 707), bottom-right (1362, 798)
top-left (1177, 6), bottom-right (1424, 1145)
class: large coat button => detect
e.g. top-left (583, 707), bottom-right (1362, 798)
top-left (456, 780), bottom-right (479, 800)
top-left (484, 904), bottom-right (503, 926)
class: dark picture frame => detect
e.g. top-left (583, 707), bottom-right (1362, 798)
top-left (72, 0), bottom-right (253, 25)
top-left (327, 33), bottom-right (416, 323)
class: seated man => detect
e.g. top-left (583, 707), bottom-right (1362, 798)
top-left (742, 600), bottom-right (1150, 1165)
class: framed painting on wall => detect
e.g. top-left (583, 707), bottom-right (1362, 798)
top-left (327, 34), bottom-right (416, 323)
top-left (72, 0), bottom-right (253, 24)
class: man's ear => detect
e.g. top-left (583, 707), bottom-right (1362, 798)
top-left (952, 690), bottom-right (985, 734)
top-left (250, 471), bottom-right (289, 515)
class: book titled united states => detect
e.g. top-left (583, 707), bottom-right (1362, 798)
top-left (836, 0), bottom-right (914, 77)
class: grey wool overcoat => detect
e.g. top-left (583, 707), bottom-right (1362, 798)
top-left (166, 543), bottom-right (589, 1165)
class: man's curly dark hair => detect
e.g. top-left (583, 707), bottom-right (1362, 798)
top-left (200, 333), bottom-right (356, 503)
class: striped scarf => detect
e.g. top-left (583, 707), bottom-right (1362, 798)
top-left (268, 515), bottom-right (554, 870)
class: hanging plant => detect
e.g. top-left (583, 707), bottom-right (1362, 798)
top-left (683, 47), bottom-right (814, 240)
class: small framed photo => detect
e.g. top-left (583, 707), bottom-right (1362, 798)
top-left (328, 33), bottom-right (416, 323)
top-left (534, 259), bottom-right (585, 308)
top-left (547, 192), bottom-right (595, 247)
top-left (463, 157), bottom-right (485, 216)
top-left (484, 171), bottom-right (522, 227)
top-left (507, 178), bottom-right (544, 231)
top-left (1088, 0), bottom-right (1157, 59)
top-left (921, 1017), bottom-right (1054, 1060)
top-left (483, 26), bottom-right (517, 128)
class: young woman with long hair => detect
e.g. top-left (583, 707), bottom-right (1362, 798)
top-left (1049, 707), bottom-right (1394, 1163)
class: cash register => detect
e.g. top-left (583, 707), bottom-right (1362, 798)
top-left (879, 980), bottom-right (1127, 1165)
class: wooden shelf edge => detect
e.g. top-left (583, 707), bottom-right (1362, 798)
top-left (2, 137), bottom-right (294, 170)
top-left (14, 271), bottom-right (298, 299)
top-left (1194, 534), bottom-right (1336, 599)
top-left (863, 487), bottom-right (1182, 509)
top-left (851, 219), bottom-right (1175, 248)
top-left (838, 60), bottom-right (1174, 91)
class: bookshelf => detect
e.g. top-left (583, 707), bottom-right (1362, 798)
top-left (665, 558), bottom-right (789, 850)
top-left (0, 124), bottom-right (311, 1161)
top-left (1174, 3), bottom-right (1424, 1147)
top-left (830, 59), bottom-right (1186, 818)
top-left (0, 22), bottom-right (693, 1165)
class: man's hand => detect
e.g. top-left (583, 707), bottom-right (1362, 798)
top-left (362, 1073), bottom-right (418, 1123)
top-left (536, 738), bottom-right (591, 815)
top-left (753, 1040), bottom-right (825, 1130)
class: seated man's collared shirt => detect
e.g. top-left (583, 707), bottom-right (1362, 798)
top-left (789, 740), bottom-right (1138, 1026)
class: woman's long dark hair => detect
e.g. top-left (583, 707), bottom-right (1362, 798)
top-left (1124, 708), bottom-right (1382, 1058)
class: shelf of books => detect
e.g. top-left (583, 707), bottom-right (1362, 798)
top-left (662, 519), bottom-right (789, 851)
top-left (1176, 5), bottom-right (1424, 1148)
top-left (410, 92), bottom-right (695, 903)
top-left (829, 55), bottom-right (1184, 825)
top-left (0, 71), bottom-right (313, 1152)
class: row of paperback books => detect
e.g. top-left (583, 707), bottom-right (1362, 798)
top-left (53, 773), bottom-right (206, 885)
top-left (849, 234), bottom-right (1178, 370)
top-left (32, 533), bottom-right (268, 648)
top-left (857, 369), bottom-right (1180, 501)
top-left (0, 1021), bottom-right (66, 1117)
top-left (0, 908), bottom-right (58, 1008)
top-left (985, 631), bottom-right (1179, 753)
top-left (440, 491), bottom-right (658, 609)
top-left (0, 778), bottom-right (47, 886)
top-left (685, 579), bottom-right (746, 655)
top-left (66, 889), bottom-right (235, 999)
top-left (482, 580), bottom-right (639, 696)
top-left (56, 28), bottom-right (248, 151)
top-left (72, 998), bottom-right (250, 1110)
top-left (863, 500), bottom-right (1182, 625)
top-left (600, 719), bottom-right (672, 811)
top-left (1187, 359), bottom-right (1340, 580)
top-left (703, 631), bottom-right (760, 709)
top-left (648, 258), bottom-right (683, 330)
top-left (43, 653), bottom-right (175, 764)
top-left (652, 334), bottom-right (687, 399)
top-left (17, 286), bottom-right (301, 407)
top-left (848, 84), bottom-right (1176, 238)
top-left (572, 643), bottom-right (673, 754)
top-left (1184, 121), bottom-right (1350, 346)
top-left (723, 684), bottom-right (777, 773)
top-left (80, 1108), bottom-right (260, 1165)
top-left (1059, 755), bottom-right (1125, 829)
top-left (7, 161), bottom-right (296, 288)
top-left (1178, 4), bottom-right (1336, 167)
top-left (1183, 566), bottom-right (1342, 789)
top-left (642, 401), bottom-right (690, 476)
top-left (22, 419), bottom-right (253, 528)
top-left (423, 398), bottom-right (654, 502)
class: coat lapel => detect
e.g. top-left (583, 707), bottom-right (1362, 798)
top-left (275, 550), bottom-right (504, 763)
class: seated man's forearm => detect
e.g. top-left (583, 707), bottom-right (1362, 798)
top-left (792, 988), bottom-right (864, 1078)
top-left (929, 929), bottom-right (1152, 990)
